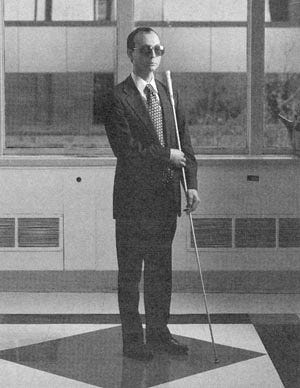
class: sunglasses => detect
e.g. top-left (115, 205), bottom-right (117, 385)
top-left (133, 44), bottom-right (165, 57)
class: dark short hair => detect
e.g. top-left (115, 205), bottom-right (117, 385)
top-left (127, 27), bottom-right (159, 50)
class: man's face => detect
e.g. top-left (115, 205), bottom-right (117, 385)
top-left (128, 31), bottom-right (162, 78)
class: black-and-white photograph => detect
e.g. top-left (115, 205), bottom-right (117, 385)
top-left (0, 0), bottom-right (299, 387)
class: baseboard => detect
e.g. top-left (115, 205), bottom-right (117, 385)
top-left (172, 271), bottom-right (300, 293)
top-left (0, 270), bottom-right (298, 293)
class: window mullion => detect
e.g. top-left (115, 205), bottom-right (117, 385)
top-left (247, 0), bottom-right (265, 154)
top-left (0, 0), bottom-right (4, 157)
top-left (116, 0), bottom-right (134, 84)
top-left (45, 0), bottom-right (52, 22)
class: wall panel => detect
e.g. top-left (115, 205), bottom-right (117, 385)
top-left (0, 161), bottom-right (297, 286)
top-left (63, 168), bottom-right (96, 270)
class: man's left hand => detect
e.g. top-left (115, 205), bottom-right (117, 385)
top-left (185, 189), bottom-right (200, 213)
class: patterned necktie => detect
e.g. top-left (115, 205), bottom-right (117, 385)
top-left (145, 84), bottom-right (174, 184)
top-left (144, 84), bottom-right (165, 146)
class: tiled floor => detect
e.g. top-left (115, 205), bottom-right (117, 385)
top-left (0, 293), bottom-right (298, 387)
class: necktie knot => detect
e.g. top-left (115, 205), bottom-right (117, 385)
top-left (145, 84), bottom-right (156, 99)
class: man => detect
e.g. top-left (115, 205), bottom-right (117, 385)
top-left (105, 27), bottom-right (200, 361)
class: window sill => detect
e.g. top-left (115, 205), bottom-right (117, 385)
top-left (195, 154), bottom-right (300, 165)
top-left (5, 21), bottom-right (116, 27)
top-left (0, 154), bottom-right (298, 168)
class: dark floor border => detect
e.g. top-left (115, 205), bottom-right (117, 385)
top-left (0, 270), bottom-right (299, 293)
top-left (0, 314), bottom-right (252, 324)
top-left (0, 313), bottom-right (298, 325)
top-left (252, 318), bottom-right (300, 388)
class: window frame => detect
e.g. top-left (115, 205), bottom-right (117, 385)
top-left (0, 0), bottom-right (298, 158)
top-left (0, 0), bottom-right (118, 157)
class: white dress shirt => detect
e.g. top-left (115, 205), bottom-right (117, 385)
top-left (131, 72), bottom-right (160, 103)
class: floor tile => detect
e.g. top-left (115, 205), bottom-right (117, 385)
top-left (0, 325), bottom-right (51, 351)
top-left (6, 361), bottom-right (96, 388)
top-left (0, 324), bottom-right (119, 351)
top-left (163, 356), bottom-right (284, 388)
top-left (0, 293), bottom-right (116, 314)
top-left (0, 359), bottom-right (36, 388)
top-left (169, 324), bottom-right (266, 353)
top-left (170, 293), bottom-right (300, 314)
top-left (250, 314), bottom-right (300, 325)
top-left (0, 292), bottom-right (297, 387)
top-left (0, 325), bottom-right (269, 388)
top-left (0, 292), bottom-right (299, 314)
top-left (253, 320), bottom-right (300, 388)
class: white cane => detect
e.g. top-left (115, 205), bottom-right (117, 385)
top-left (166, 70), bottom-right (219, 363)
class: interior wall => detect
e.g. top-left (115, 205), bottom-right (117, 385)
top-left (0, 160), bottom-right (298, 277)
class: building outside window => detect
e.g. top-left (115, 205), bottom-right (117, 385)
top-left (264, 0), bottom-right (300, 150)
top-left (135, 0), bottom-right (248, 153)
top-left (3, 0), bottom-right (115, 155)
top-left (1, 0), bottom-right (299, 156)
top-left (4, 0), bottom-right (113, 21)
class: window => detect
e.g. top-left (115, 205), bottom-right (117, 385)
top-left (135, 0), bottom-right (248, 153)
top-left (134, 0), bottom-right (300, 154)
top-left (264, 0), bottom-right (300, 151)
top-left (4, 0), bottom-right (115, 155)
top-left (1, 0), bottom-right (299, 156)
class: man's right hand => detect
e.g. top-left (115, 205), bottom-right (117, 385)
top-left (170, 149), bottom-right (186, 168)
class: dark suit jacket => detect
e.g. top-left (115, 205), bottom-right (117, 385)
top-left (104, 75), bottom-right (197, 219)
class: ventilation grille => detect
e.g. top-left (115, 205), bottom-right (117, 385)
top-left (193, 218), bottom-right (232, 248)
top-left (192, 217), bottom-right (300, 249)
top-left (235, 218), bottom-right (276, 248)
top-left (0, 218), bottom-right (15, 247)
top-left (279, 218), bottom-right (300, 248)
top-left (18, 218), bottom-right (60, 248)
top-left (0, 217), bottom-right (60, 249)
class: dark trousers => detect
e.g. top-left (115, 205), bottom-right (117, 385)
top-left (116, 216), bottom-right (177, 347)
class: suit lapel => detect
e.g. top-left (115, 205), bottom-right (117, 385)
top-left (123, 76), bottom-right (159, 141)
top-left (122, 76), bottom-right (176, 146)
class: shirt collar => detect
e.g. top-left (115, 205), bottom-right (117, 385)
top-left (131, 72), bottom-right (158, 97)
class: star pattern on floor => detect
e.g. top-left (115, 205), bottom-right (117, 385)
top-left (0, 325), bottom-right (265, 388)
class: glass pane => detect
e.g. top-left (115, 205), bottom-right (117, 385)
top-left (52, 0), bottom-right (114, 21)
top-left (52, 0), bottom-right (94, 21)
top-left (4, 1), bottom-right (115, 22)
top-left (4, 0), bottom-right (35, 21)
top-left (4, 23), bottom-right (115, 154)
top-left (166, 73), bottom-right (247, 150)
top-left (159, 27), bottom-right (247, 150)
top-left (266, 0), bottom-right (300, 24)
top-left (135, 0), bottom-right (247, 22)
top-left (264, 27), bottom-right (300, 149)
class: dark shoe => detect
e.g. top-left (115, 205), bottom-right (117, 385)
top-left (147, 333), bottom-right (189, 355)
top-left (123, 344), bottom-right (154, 361)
